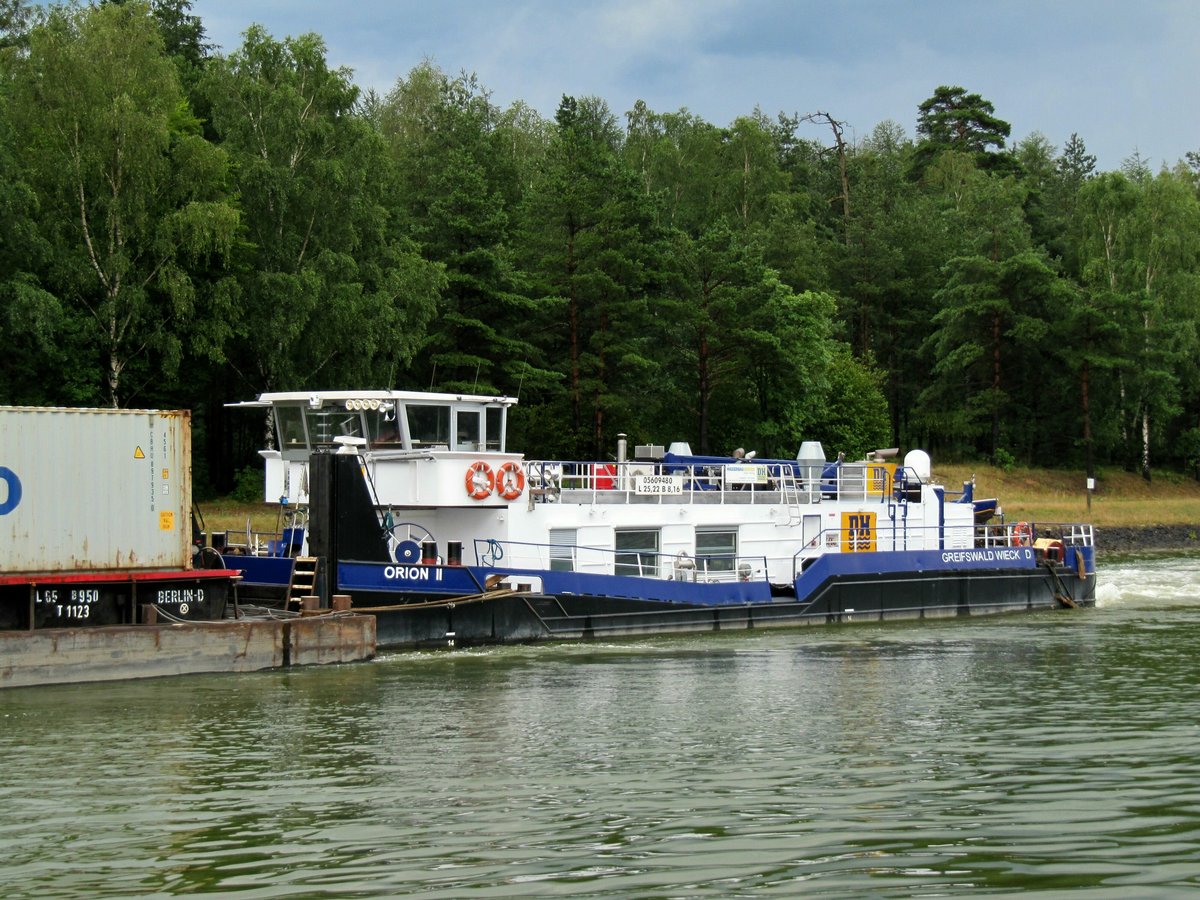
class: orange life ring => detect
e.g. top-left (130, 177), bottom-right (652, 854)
top-left (1011, 521), bottom-right (1032, 547)
top-left (495, 461), bottom-right (526, 500)
top-left (465, 461), bottom-right (494, 500)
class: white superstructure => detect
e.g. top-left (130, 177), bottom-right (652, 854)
top-left (235, 390), bottom-right (990, 588)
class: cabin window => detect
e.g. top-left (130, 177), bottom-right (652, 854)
top-left (549, 528), bottom-right (577, 572)
top-left (455, 409), bottom-right (483, 452)
top-left (615, 528), bottom-right (660, 577)
top-left (408, 405), bottom-right (450, 448)
top-left (696, 528), bottom-right (737, 574)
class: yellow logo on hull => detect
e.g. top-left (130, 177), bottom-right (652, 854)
top-left (841, 512), bottom-right (876, 552)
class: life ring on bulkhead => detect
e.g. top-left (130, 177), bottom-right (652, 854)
top-left (1011, 521), bottom-right (1032, 547)
top-left (495, 461), bottom-right (526, 500)
top-left (465, 461), bottom-right (495, 500)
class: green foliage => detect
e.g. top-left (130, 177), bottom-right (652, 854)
top-left (229, 465), bottom-right (265, 503)
top-left (7, 1), bottom-right (239, 407)
top-left (380, 63), bottom-right (551, 398)
top-left (201, 26), bottom-right (442, 395)
top-left (3, 12), bottom-right (1200, 488)
top-left (0, 0), bottom-right (31, 54)
top-left (913, 85), bottom-right (1015, 177)
top-left (1179, 429), bottom-right (1200, 479)
top-left (514, 94), bottom-right (665, 457)
top-left (993, 447), bottom-right (1017, 472)
top-left (801, 348), bottom-right (892, 459)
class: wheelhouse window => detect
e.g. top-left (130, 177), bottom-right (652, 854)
top-left (407, 405), bottom-right (451, 448)
top-left (616, 528), bottom-right (660, 577)
top-left (275, 406), bottom-right (308, 455)
top-left (304, 407), bottom-right (363, 447)
top-left (486, 406), bottom-right (505, 452)
top-left (368, 409), bottom-right (402, 447)
top-left (696, 528), bottom-right (737, 574)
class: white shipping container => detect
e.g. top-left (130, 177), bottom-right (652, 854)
top-left (0, 408), bottom-right (192, 574)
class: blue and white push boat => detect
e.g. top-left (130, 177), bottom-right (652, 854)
top-left (227, 390), bottom-right (1096, 647)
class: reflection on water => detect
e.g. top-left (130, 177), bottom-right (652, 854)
top-left (3, 555), bottom-right (1200, 897)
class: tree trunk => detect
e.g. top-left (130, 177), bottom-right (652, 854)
top-left (593, 294), bottom-right (607, 458)
top-left (106, 350), bottom-right (121, 409)
top-left (991, 311), bottom-right (1001, 459)
top-left (567, 229), bottom-right (580, 437)
top-left (1141, 406), bottom-right (1152, 482)
top-left (698, 329), bottom-right (710, 455)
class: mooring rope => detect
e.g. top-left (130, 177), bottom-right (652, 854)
top-left (348, 587), bottom-right (525, 613)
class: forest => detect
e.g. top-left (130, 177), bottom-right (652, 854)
top-left (2, 0), bottom-right (1199, 498)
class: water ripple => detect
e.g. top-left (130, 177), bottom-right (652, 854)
top-left (3, 556), bottom-right (1200, 896)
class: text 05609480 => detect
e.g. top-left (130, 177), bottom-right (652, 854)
top-left (634, 474), bottom-right (684, 495)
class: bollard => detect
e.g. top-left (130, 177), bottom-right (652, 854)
top-left (332, 594), bottom-right (352, 611)
top-left (421, 541), bottom-right (438, 565)
top-left (446, 541), bottom-right (463, 566)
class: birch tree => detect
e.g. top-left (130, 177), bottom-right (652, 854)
top-left (10, 1), bottom-right (239, 406)
top-left (202, 26), bottom-right (442, 393)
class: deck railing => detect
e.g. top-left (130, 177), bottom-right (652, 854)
top-left (472, 537), bottom-right (770, 583)
top-left (976, 521), bottom-right (1094, 549)
top-left (525, 459), bottom-right (917, 506)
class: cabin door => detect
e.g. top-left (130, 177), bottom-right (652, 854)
top-left (454, 410), bottom-right (483, 452)
top-left (802, 515), bottom-right (822, 550)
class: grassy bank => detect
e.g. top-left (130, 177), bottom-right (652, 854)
top-left (196, 464), bottom-right (1200, 534)
top-left (194, 501), bottom-right (281, 539)
top-left (934, 464), bottom-right (1200, 527)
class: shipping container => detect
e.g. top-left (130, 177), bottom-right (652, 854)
top-left (0, 408), bottom-right (193, 574)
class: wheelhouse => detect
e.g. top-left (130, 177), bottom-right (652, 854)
top-left (234, 390), bottom-right (517, 461)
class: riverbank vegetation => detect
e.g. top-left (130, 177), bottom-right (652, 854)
top-left (4, 2), bottom-right (1200, 498)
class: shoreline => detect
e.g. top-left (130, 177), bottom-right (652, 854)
top-left (1094, 524), bottom-right (1200, 555)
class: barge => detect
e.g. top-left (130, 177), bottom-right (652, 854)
top-left (0, 407), bottom-right (378, 689)
top-left (0, 407), bottom-right (237, 630)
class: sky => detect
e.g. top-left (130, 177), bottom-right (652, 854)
top-left (190, 0), bottom-right (1198, 174)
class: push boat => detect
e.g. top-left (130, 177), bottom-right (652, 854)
top-left (224, 390), bottom-right (1097, 647)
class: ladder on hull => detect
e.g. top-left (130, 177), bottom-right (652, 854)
top-left (287, 556), bottom-right (320, 607)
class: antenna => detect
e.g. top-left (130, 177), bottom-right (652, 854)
top-left (516, 355), bottom-right (529, 400)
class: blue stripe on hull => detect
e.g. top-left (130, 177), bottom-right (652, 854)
top-left (332, 551), bottom-right (1095, 648)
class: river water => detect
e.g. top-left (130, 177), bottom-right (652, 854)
top-left (2, 554), bottom-right (1199, 898)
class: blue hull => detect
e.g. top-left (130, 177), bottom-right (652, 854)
top-left (332, 545), bottom-right (1096, 648)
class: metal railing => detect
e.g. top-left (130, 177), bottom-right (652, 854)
top-left (202, 511), bottom-right (308, 559)
top-left (976, 521), bottom-right (1094, 549)
top-left (524, 460), bottom-right (913, 507)
top-left (472, 537), bottom-right (770, 583)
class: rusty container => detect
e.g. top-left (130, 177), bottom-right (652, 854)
top-left (0, 407), bottom-right (193, 574)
